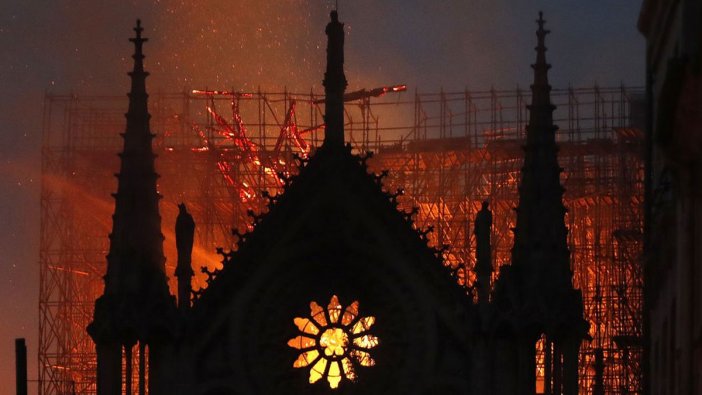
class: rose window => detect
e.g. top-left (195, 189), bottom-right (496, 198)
top-left (287, 295), bottom-right (379, 389)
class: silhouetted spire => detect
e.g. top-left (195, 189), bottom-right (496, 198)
top-left (496, 16), bottom-right (588, 395)
top-left (322, 10), bottom-right (347, 147)
top-left (89, 21), bottom-right (175, 395)
top-left (528, 11), bottom-right (556, 146)
top-left (104, 19), bottom-right (167, 297)
top-left (511, 12), bottom-right (571, 289)
top-left (129, 21), bottom-right (148, 85)
top-left (124, 19), bottom-right (151, 154)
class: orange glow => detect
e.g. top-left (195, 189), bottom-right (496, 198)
top-left (41, 87), bottom-right (643, 394)
top-left (288, 295), bottom-right (378, 389)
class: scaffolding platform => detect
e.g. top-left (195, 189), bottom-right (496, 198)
top-left (39, 85), bottom-right (644, 394)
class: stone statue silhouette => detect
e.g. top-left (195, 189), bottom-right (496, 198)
top-left (474, 200), bottom-right (492, 303)
top-left (175, 203), bottom-right (195, 310)
top-left (474, 201), bottom-right (492, 272)
top-left (176, 203), bottom-right (195, 262)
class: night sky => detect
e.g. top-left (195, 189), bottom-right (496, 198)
top-left (0, 0), bottom-right (643, 389)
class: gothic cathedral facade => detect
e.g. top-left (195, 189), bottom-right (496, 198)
top-left (90, 11), bottom-right (588, 395)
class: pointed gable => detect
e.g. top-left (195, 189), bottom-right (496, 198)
top-left (184, 11), bottom-right (474, 394)
top-left (193, 144), bottom-right (470, 314)
top-left (188, 144), bottom-right (473, 392)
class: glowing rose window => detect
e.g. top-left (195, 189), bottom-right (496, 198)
top-left (287, 295), bottom-right (379, 389)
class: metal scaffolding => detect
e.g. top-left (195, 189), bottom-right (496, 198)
top-left (39, 85), bottom-right (644, 394)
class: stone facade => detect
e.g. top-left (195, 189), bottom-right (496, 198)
top-left (639, 1), bottom-right (702, 394)
top-left (91, 12), bottom-right (586, 395)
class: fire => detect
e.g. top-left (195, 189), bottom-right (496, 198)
top-left (40, 86), bottom-right (643, 394)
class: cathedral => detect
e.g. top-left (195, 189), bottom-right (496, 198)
top-left (89, 11), bottom-right (588, 395)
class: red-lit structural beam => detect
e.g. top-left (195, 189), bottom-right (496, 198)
top-left (191, 89), bottom-right (254, 99)
top-left (314, 84), bottom-right (407, 104)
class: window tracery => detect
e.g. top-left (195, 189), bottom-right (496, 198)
top-left (288, 295), bottom-right (378, 389)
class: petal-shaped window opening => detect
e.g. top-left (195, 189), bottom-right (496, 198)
top-left (288, 295), bottom-right (378, 389)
